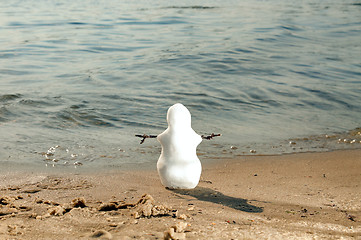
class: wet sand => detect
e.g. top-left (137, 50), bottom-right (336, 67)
top-left (0, 149), bottom-right (360, 239)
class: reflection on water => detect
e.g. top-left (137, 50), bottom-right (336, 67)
top-left (0, 0), bottom-right (360, 169)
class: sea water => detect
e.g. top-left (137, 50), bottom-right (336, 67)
top-left (1, 0), bottom-right (360, 170)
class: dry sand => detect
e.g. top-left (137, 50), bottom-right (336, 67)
top-left (0, 149), bottom-right (360, 239)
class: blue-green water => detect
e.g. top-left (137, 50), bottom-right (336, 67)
top-left (1, 0), bottom-right (360, 170)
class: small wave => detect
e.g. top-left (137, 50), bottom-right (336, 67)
top-left (164, 6), bottom-right (217, 10)
top-left (90, 46), bottom-right (147, 52)
top-left (0, 69), bottom-right (32, 75)
top-left (19, 99), bottom-right (60, 107)
top-left (54, 109), bottom-right (118, 129)
top-left (121, 19), bottom-right (187, 25)
top-left (173, 92), bottom-right (209, 98)
top-left (279, 24), bottom-right (304, 32)
top-left (7, 21), bottom-right (63, 28)
top-left (295, 86), bottom-right (356, 110)
top-left (234, 48), bottom-right (254, 54)
top-left (0, 94), bottom-right (22, 123)
top-left (68, 21), bottom-right (88, 25)
top-left (0, 106), bottom-right (15, 122)
top-left (0, 94), bottom-right (22, 102)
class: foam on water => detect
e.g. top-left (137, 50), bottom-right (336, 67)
top-left (0, 0), bottom-right (360, 171)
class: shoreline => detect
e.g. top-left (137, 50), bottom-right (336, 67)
top-left (1, 149), bottom-right (360, 239)
top-left (1, 126), bottom-right (360, 172)
top-left (2, 146), bottom-right (361, 175)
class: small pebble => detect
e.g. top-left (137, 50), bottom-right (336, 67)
top-left (177, 214), bottom-right (188, 220)
top-left (187, 206), bottom-right (195, 211)
top-left (249, 149), bottom-right (256, 153)
top-left (230, 146), bottom-right (238, 150)
top-left (45, 153), bottom-right (54, 159)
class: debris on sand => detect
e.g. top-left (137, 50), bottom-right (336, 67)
top-left (171, 210), bottom-right (188, 220)
top-left (133, 194), bottom-right (172, 219)
top-left (47, 198), bottom-right (87, 217)
top-left (0, 196), bottom-right (32, 216)
top-left (98, 200), bottom-right (135, 211)
top-left (89, 229), bottom-right (113, 239)
top-left (164, 221), bottom-right (188, 240)
top-left (0, 196), bottom-right (15, 205)
top-left (48, 206), bottom-right (66, 216)
top-left (98, 202), bottom-right (119, 211)
top-left (96, 194), bottom-right (173, 219)
top-left (0, 206), bottom-right (18, 216)
top-left (347, 214), bottom-right (356, 222)
top-left (71, 197), bottom-right (87, 208)
top-left (7, 224), bottom-right (24, 236)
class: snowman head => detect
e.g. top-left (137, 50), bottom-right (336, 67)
top-left (166, 103), bottom-right (192, 129)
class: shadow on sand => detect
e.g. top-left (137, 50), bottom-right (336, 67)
top-left (169, 186), bottom-right (263, 213)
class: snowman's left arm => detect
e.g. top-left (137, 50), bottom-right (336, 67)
top-left (201, 133), bottom-right (221, 140)
top-left (135, 134), bottom-right (157, 144)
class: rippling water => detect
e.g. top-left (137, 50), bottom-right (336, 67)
top-left (1, 0), bottom-right (361, 170)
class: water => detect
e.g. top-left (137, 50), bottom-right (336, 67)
top-left (1, 0), bottom-right (360, 171)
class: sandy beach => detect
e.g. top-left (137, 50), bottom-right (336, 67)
top-left (0, 149), bottom-right (360, 239)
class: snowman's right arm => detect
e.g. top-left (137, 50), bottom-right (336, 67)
top-left (201, 133), bottom-right (221, 140)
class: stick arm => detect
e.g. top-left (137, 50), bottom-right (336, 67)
top-left (135, 134), bottom-right (158, 144)
top-left (201, 133), bottom-right (221, 140)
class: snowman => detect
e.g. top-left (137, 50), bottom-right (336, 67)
top-left (136, 103), bottom-right (220, 189)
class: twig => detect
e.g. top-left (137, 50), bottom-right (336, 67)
top-left (135, 134), bottom-right (157, 144)
top-left (201, 133), bottom-right (221, 140)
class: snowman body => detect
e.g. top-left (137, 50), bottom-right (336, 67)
top-left (157, 103), bottom-right (202, 189)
